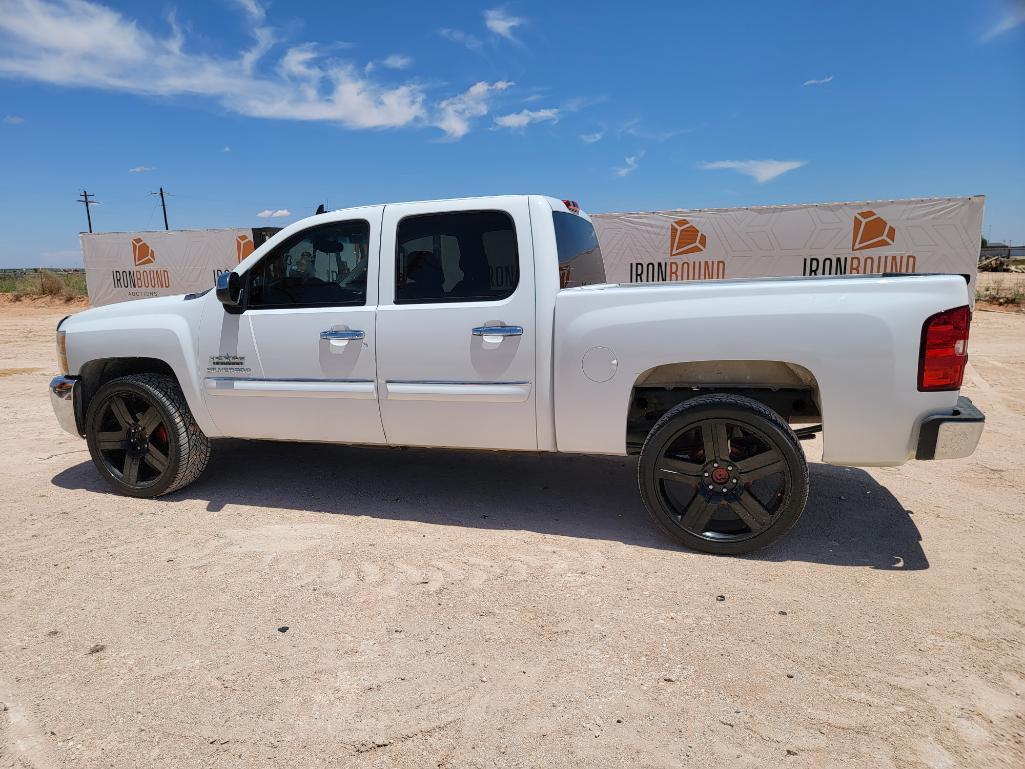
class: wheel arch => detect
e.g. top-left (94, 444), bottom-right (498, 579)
top-left (626, 360), bottom-right (822, 454)
top-left (79, 358), bottom-right (187, 430)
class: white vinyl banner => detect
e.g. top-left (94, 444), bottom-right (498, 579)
top-left (592, 196), bottom-right (984, 290)
top-left (81, 197), bottom-right (984, 306)
top-left (81, 228), bottom-right (260, 306)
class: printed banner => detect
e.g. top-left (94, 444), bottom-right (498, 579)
top-left (80, 197), bottom-right (984, 306)
top-left (592, 196), bottom-right (984, 290)
top-left (80, 228), bottom-right (276, 306)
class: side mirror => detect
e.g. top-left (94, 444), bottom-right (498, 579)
top-left (216, 271), bottom-right (243, 309)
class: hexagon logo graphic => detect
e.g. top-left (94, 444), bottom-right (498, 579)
top-left (669, 219), bottom-right (707, 256)
top-left (851, 210), bottom-right (896, 251)
top-left (131, 237), bottom-right (156, 266)
top-left (236, 234), bottom-right (255, 264)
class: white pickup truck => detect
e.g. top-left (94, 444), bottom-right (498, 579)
top-left (49, 195), bottom-right (984, 554)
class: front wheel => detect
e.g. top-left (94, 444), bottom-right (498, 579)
top-left (85, 373), bottom-right (210, 498)
top-left (638, 394), bottom-right (809, 555)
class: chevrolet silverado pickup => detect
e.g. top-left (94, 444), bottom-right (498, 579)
top-left (48, 195), bottom-right (985, 554)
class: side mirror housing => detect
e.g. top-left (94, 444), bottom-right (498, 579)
top-left (216, 271), bottom-right (244, 311)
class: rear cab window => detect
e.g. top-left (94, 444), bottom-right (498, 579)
top-left (553, 211), bottom-right (606, 288)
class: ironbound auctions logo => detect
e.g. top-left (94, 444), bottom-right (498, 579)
top-left (851, 210), bottom-right (896, 251)
top-left (629, 219), bottom-right (726, 283)
top-left (802, 210), bottom-right (916, 276)
top-left (110, 237), bottom-right (172, 293)
top-left (669, 219), bottom-right (706, 255)
top-left (236, 234), bottom-right (255, 263)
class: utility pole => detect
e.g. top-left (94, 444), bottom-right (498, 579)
top-left (77, 190), bottom-right (97, 233)
top-left (151, 186), bottom-right (170, 230)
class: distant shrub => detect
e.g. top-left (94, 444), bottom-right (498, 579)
top-left (38, 270), bottom-right (65, 295)
top-left (0, 270), bottom-right (88, 298)
top-left (977, 284), bottom-right (1025, 309)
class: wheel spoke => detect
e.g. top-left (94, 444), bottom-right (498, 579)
top-left (108, 396), bottom-right (135, 429)
top-left (657, 456), bottom-right (704, 482)
top-left (737, 449), bottom-right (785, 482)
top-left (713, 422), bottom-right (731, 460)
top-left (144, 444), bottom-right (168, 473)
top-left (731, 492), bottom-right (772, 531)
top-left (701, 421), bottom-right (730, 462)
top-left (680, 493), bottom-right (717, 532)
top-left (137, 407), bottom-right (162, 437)
top-left (122, 453), bottom-right (142, 485)
top-left (700, 423), bottom-right (714, 461)
top-left (96, 430), bottom-right (127, 451)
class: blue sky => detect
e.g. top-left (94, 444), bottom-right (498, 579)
top-left (0, 0), bottom-right (1023, 267)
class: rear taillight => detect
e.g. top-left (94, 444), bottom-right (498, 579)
top-left (562, 199), bottom-right (580, 214)
top-left (918, 305), bottom-right (970, 391)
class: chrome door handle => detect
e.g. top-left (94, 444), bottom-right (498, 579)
top-left (320, 329), bottom-right (365, 340)
top-left (472, 326), bottom-right (523, 337)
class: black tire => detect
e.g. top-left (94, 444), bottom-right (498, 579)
top-left (85, 373), bottom-right (211, 498)
top-left (638, 394), bottom-right (809, 555)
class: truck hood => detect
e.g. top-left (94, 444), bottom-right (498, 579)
top-left (64, 292), bottom-right (202, 329)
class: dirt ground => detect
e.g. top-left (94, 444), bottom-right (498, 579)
top-left (1, 304), bottom-right (1023, 769)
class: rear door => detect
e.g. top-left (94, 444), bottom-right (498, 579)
top-left (375, 197), bottom-right (537, 449)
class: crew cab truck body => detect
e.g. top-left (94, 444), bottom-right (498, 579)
top-left (49, 195), bottom-right (984, 554)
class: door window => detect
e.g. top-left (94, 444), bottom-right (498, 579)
top-left (553, 212), bottom-right (606, 288)
top-left (395, 211), bottom-right (519, 304)
top-left (248, 220), bottom-right (370, 308)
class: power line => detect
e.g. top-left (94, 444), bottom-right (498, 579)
top-left (76, 190), bottom-right (98, 233)
top-left (150, 186), bottom-right (171, 230)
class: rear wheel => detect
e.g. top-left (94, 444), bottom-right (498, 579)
top-left (638, 394), bottom-right (808, 555)
top-left (85, 374), bottom-right (210, 497)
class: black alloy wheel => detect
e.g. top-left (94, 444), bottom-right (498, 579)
top-left (638, 394), bottom-right (809, 555)
top-left (92, 390), bottom-right (171, 489)
top-left (85, 374), bottom-right (211, 497)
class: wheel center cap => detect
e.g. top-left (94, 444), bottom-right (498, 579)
top-left (711, 467), bottom-right (730, 484)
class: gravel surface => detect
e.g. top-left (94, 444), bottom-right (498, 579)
top-left (1, 305), bottom-right (1023, 768)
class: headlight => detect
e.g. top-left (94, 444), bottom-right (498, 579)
top-left (56, 330), bottom-right (68, 374)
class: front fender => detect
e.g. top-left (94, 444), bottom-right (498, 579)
top-left (64, 302), bottom-right (213, 435)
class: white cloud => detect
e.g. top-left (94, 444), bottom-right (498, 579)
top-left (365, 53), bottom-right (412, 73)
top-left (802, 75), bottom-right (833, 87)
top-left (0, 0), bottom-right (510, 137)
top-left (493, 107), bottom-right (558, 130)
top-left (231, 0), bottom-right (266, 23)
top-left (256, 208), bottom-right (291, 218)
top-left (618, 118), bottom-right (691, 142)
top-left (579, 131), bottom-right (603, 143)
top-left (434, 80), bottom-right (513, 139)
top-left (484, 8), bottom-right (525, 41)
top-left (128, 165), bottom-right (155, 172)
top-left (980, 1), bottom-right (1025, 41)
top-left (2, 114), bottom-right (24, 124)
top-left (439, 28), bottom-right (482, 51)
top-left (699, 159), bottom-right (806, 183)
top-left (614, 152), bottom-right (643, 177)
top-left (380, 53), bottom-right (411, 70)
top-left (222, 145), bottom-right (231, 152)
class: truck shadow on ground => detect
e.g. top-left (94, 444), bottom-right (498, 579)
top-left (52, 439), bottom-right (927, 570)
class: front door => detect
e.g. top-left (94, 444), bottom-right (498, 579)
top-left (200, 211), bottom-right (385, 444)
top-left (375, 198), bottom-right (537, 450)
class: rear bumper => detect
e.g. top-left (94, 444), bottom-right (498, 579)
top-left (916, 396), bottom-right (984, 460)
top-left (49, 375), bottom-right (83, 437)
